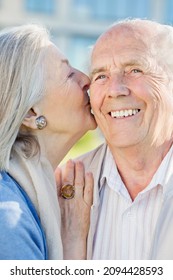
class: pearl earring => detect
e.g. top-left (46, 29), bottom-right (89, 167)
top-left (35, 116), bottom-right (47, 129)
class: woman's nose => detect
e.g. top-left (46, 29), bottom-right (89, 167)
top-left (78, 70), bottom-right (91, 89)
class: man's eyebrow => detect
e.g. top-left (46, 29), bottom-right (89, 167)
top-left (90, 67), bottom-right (107, 77)
top-left (123, 60), bottom-right (141, 67)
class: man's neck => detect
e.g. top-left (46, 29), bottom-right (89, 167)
top-left (108, 140), bottom-right (173, 200)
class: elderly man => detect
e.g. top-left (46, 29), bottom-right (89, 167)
top-left (86, 18), bottom-right (173, 260)
top-left (58, 19), bottom-right (173, 260)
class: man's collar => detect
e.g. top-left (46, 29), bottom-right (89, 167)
top-left (100, 143), bottom-right (173, 197)
top-left (100, 146), bottom-right (123, 193)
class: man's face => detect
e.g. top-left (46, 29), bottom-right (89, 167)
top-left (90, 26), bottom-right (172, 149)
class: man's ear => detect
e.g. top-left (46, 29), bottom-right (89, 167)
top-left (22, 107), bottom-right (40, 130)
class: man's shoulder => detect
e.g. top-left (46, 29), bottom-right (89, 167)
top-left (76, 142), bottom-right (108, 170)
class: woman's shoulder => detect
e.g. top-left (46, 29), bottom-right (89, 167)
top-left (0, 171), bottom-right (47, 260)
top-left (0, 171), bottom-right (35, 214)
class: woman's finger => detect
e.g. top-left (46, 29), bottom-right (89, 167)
top-left (74, 161), bottom-right (85, 198)
top-left (62, 159), bottom-right (75, 186)
top-left (84, 172), bottom-right (94, 206)
top-left (54, 166), bottom-right (62, 197)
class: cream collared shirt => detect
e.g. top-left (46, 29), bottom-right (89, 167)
top-left (92, 146), bottom-right (173, 260)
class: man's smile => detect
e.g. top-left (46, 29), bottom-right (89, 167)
top-left (109, 109), bottom-right (140, 118)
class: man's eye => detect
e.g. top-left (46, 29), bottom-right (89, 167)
top-left (131, 69), bottom-right (142, 73)
top-left (95, 74), bottom-right (106, 81)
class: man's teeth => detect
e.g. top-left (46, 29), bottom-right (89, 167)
top-left (111, 109), bottom-right (139, 118)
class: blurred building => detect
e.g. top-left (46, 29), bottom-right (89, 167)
top-left (0, 0), bottom-right (172, 71)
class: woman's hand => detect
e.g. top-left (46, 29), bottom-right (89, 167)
top-left (55, 160), bottom-right (93, 259)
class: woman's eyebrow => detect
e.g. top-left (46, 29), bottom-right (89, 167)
top-left (61, 59), bottom-right (69, 65)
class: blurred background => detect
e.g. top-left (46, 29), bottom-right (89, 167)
top-left (0, 0), bottom-right (172, 162)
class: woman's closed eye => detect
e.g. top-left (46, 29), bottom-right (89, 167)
top-left (68, 72), bottom-right (75, 79)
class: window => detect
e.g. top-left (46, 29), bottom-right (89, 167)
top-left (114, 0), bottom-right (152, 19)
top-left (72, 0), bottom-right (151, 20)
top-left (165, 0), bottom-right (173, 24)
top-left (25, 0), bottom-right (55, 14)
top-left (66, 36), bottom-right (97, 72)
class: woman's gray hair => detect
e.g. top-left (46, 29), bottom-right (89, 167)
top-left (0, 24), bottom-right (50, 170)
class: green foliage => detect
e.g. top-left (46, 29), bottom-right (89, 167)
top-left (61, 129), bottom-right (103, 164)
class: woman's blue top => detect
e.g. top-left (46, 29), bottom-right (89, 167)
top-left (0, 171), bottom-right (47, 259)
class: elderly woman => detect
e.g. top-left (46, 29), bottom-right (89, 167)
top-left (0, 24), bottom-right (96, 259)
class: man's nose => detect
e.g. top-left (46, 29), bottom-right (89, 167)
top-left (107, 75), bottom-right (130, 98)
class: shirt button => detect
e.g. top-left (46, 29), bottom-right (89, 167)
top-left (127, 210), bottom-right (134, 219)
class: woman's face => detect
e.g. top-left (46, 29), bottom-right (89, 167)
top-left (38, 44), bottom-right (96, 140)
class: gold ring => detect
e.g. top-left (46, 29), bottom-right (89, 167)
top-left (61, 184), bottom-right (75, 199)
